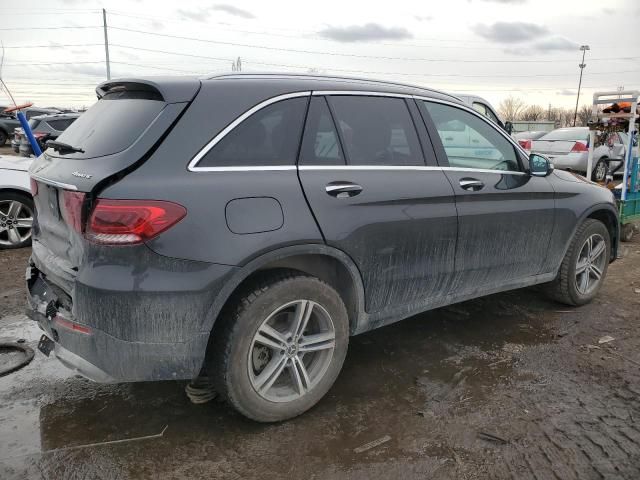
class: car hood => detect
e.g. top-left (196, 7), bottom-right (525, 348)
top-left (0, 156), bottom-right (33, 172)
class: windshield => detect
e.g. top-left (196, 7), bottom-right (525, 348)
top-left (52, 97), bottom-right (165, 159)
top-left (540, 129), bottom-right (588, 142)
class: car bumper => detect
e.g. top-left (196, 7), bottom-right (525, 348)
top-left (26, 245), bottom-right (237, 382)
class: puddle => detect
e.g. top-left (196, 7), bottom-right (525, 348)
top-left (0, 287), bottom-right (561, 479)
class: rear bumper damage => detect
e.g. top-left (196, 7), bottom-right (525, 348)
top-left (26, 245), bottom-right (236, 383)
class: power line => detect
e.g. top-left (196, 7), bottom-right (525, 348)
top-left (108, 26), bottom-right (640, 63)
top-left (110, 44), bottom-right (640, 79)
top-left (3, 43), bottom-right (103, 49)
top-left (0, 26), bottom-right (101, 31)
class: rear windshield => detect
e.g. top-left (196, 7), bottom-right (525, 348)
top-left (51, 97), bottom-right (165, 159)
top-left (540, 129), bottom-right (588, 142)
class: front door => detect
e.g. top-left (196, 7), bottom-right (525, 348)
top-left (298, 94), bottom-right (458, 313)
top-left (418, 100), bottom-right (556, 293)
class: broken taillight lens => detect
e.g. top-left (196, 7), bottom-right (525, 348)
top-left (61, 191), bottom-right (86, 233)
top-left (30, 178), bottom-right (38, 196)
top-left (85, 199), bottom-right (186, 245)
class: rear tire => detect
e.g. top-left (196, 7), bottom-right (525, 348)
top-left (545, 219), bottom-right (610, 306)
top-left (210, 271), bottom-right (349, 422)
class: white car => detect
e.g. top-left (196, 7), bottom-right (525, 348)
top-left (0, 156), bottom-right (34, 249)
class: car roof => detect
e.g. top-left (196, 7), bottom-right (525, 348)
top-left (203, 72), bottom-right (464, 104)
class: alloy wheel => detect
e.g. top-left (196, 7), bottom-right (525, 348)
top-left (0, 199), bottom-right (33, 247)
top-left (575, 233), bottom-right (607, 295)
top-left (248, 299), bottom-right (336, 403)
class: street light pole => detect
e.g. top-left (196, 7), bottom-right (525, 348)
top-left (573, 44), bottom-right (589, 127)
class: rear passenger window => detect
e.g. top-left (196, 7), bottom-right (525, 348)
top-left (47, 119), bottom-right (76, 131)
top-left (198, 97), bottom-right (308, 167)
top-left (299, 97), bottom-right (344, 165)
top-left (328, 96), bottom-right (424, 166)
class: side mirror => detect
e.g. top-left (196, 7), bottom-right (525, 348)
top-left (504, 121), bottom-right (513, 135)
top-left (529, 153), bottom-right (554, 177)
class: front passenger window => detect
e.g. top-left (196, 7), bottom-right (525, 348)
top-left (423, 102), bottom-right (520, 172)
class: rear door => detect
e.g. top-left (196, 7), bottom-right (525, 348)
top-left (418, 100), bottom-right (556, 292)
top-left (298, 94), bottom-right (458, 314)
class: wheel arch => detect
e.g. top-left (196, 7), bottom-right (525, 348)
top-left (582, 204), bottom-right (619, 261)
top-left (0, 187), bottom-right (32, 198)
top-left (202, 244), bottom-right (367, 341)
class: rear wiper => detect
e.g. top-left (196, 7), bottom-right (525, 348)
top-left (46, 140), bottom-right (84, 154)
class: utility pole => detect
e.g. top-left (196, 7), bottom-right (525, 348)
top-left (102, 8), bottom-right (111, 80)
top-left (573, 44), bottom-right (589, 127)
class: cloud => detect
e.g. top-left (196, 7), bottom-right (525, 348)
top-left (150, 19), bottom-right (164, 29)
top-left (532, 36), bottom-right (579, 52)
top-left (414, 15), bottom-right (433, 22)
top-left (318, 23), bottom-right (412, 43)
top-left (558, 89), bottom-right (577, 96)
top-left (602, 7), bottom-right (615, 14)
top-left (212, 4), bottom-right (255, 19)
top-left (35, 63), bottom-right (106, 78)
top-left (475, 0), bottom-right (526, 3)
top-left (473, 21), bottom-right (548, 43)
top-left (177, 7), bottom-right (211, 22)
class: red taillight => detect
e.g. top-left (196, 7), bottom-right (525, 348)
top-left (30, 178), bottom-right (38, 196)
top-left (519, 139), bottom-right (532, 150)
top-left (86, 199), bottom-right (186, 245)
top-left (571, 141), bottom-right (588, 152)
top-left (61, 191), bottom-right (86, 233)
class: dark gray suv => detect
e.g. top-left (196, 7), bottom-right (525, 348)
top-left (27, 74), bottom-right (619, 422)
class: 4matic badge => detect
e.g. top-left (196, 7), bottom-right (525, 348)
top-left (72, 171), bottom-right (93, 179)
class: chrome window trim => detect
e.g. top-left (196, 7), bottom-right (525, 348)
top-left (29, 173), bottom-right (78, 191)
top-left (187, 88), bottom-right (528, 174)
top-left (188, 91), bottom-right (311, 172)
top-left (301, 165), bottom-right (525, 175)
top-left (186, 166), bottom-right (297, 172)
top-left (311, 90), bottom-right (412, 99)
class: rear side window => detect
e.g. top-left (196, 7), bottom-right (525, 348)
top-left (328, 96), bottom-right (424, 166)
top-left (198, 97), bottom-right (308, 167)
top-left (54, 98), bottom-right (165, 158)
top-left (299, 97), bottom-right (344, 165)
top-left (540, 129), bottom-right (588, 142)
top-left (47, 118), bottom-right (76, 131)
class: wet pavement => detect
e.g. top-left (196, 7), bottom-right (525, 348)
top-left (1, 239), bottom-right (640, 479)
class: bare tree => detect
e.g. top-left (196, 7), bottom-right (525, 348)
top-left (520, 105), bottom-right (546, 121)
top-left (498, 96), bottom-right (526, 122)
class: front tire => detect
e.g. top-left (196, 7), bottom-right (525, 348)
top-left (210, 272), bottom-right (349, 422)
top-left (545, 219), bottom-right (610, 306)
top-left (591, 158), bottom-right (607, 182)
top-left (0, 192), bottom-right (34, 249)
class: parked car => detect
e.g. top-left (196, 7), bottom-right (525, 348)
top-left (13, 113), bottom-right (80, 157)
top-left (28, 74), bottom-right (619, 422)
top-left (531, 127), bottom-right (627, 182)
top-left (456, 94), bottom-right (512, 133)
top-left (0, 107), bottom-right (61, 146)
top-left (514, 131), bottom-right (548, 151)
top-left (0, 156), bottom-right (34, 249)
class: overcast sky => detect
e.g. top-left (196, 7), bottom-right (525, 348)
top-left (1, 0), bottom-right (638, 110)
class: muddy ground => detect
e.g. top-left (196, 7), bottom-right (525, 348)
top-left (1, 239), bottom-right (639, 479)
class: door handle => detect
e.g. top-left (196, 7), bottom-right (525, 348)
top-left (325, 181), bottom-right (363, 198)
top-left (459, 178), bottom-right (484, 191)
